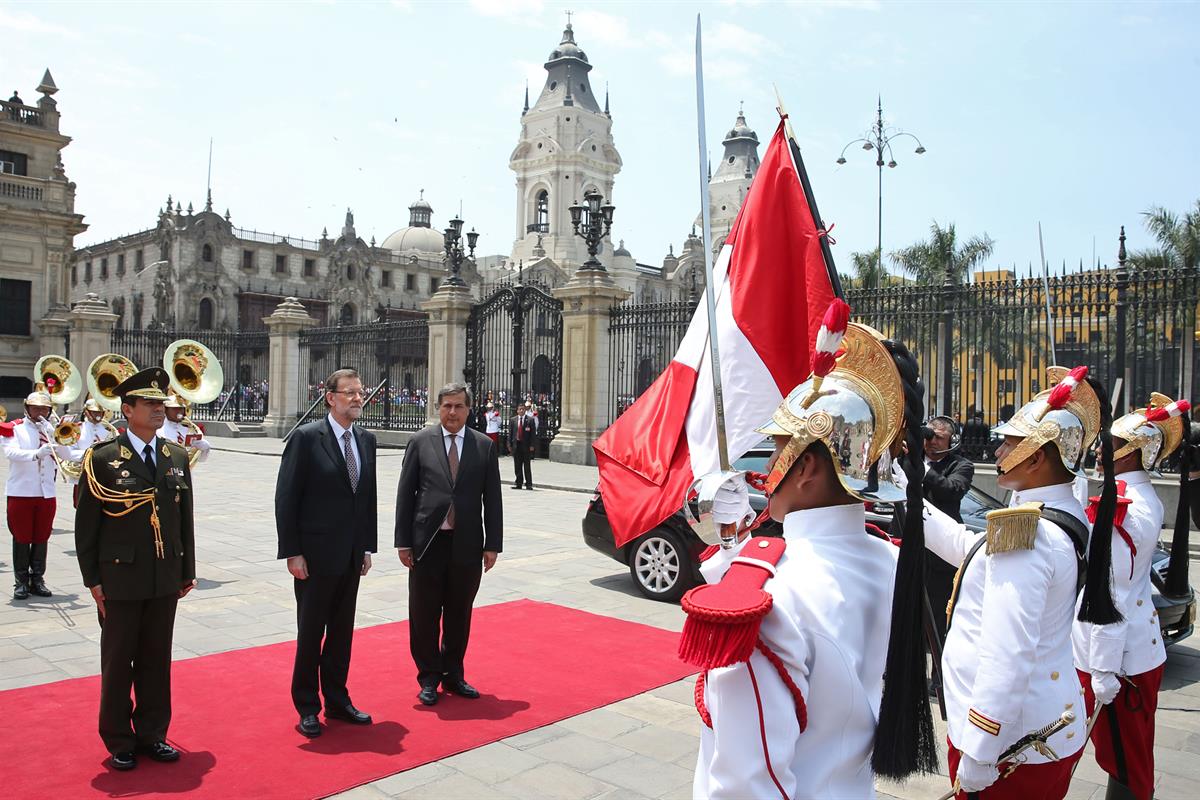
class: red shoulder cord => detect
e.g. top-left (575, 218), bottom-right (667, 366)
top-left (1087, 479), bottom-right (1134, 579)
top-left (694, 639), bottom-right (809, 733)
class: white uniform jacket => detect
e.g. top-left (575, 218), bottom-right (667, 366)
top-left (158, 419), bottom-right (210, 462)
top-left (694, 503), bottom-right (898, 800)
top-left (1072, 470), bottom-right (1167, 677)
top-left (66, 420), bottom-right (114, 485)
top-left (923, 481), bottom-right (1087, 765)
top-left (3, 418), bottom-right (71, 499)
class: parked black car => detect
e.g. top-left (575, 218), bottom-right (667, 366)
top-left (582, 445), bottom-right (1195, 646)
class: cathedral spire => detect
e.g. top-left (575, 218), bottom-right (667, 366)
top-left (604, 82), bottom-right (610, 117)
top-left (523, 81), bottom-right (529, 115)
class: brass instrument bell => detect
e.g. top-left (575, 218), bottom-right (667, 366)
top-left (164, 339), bottom-right (223, 405)
top-left (87, 354), bottom-right (138, 413)
top-left (33, 355), bottom-right (82, 407)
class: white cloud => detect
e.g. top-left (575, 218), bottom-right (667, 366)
top-left (574, 10), bottom-right (637, 48)
top-left (0, 8), bottom-right (80, 39)
top-left (469, 0), bottom-right (546, 19)
top-left (708, 21), bottom-right (778, 55)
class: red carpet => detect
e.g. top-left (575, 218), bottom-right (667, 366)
top-left (1, 599), bottom-right (694, 799)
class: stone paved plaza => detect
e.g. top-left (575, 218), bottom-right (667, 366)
top-left (3, 437), bottom-right (1200, 799)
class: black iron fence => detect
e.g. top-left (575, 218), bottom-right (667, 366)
top-left (110, 328), bottom-right (268, 422)
top-left (297, 318), bottom-right (430, 430)
top-left (607, 263), bottom-right (1200, 470)
top-left (607, 300), bottom-right (694, 425)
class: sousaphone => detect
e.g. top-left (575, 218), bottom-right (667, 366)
top-left (164, 340), bottom-right (223, 467)
top-left (33, 355), bottom-right (82, 407)
top-left (87, 354), bottom-right (139, 413)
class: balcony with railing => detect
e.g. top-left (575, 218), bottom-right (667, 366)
top-left (0, 100), bottom-right (44, 127)
top-left (526, 222), bottom-right (550, 234)
top-left (0, 172), bottom-right (71, 212)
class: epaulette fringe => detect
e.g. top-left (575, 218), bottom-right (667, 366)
top-left (984, 502), bottom-right (1042, 554)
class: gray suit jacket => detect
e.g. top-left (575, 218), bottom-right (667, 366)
top-left (394, 425), bottom-right (503, 562)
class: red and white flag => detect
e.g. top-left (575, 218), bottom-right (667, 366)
top-left (593, 119), bottom-right (838, 547)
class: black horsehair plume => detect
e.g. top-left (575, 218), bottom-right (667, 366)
top-left (871, 339), bottom-right (938, 779)
top-left (1077, 376), bottom-right (1122, 625)
top-left (1164, 424), bottom-right (1194, 598)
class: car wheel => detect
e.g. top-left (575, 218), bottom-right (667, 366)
top-left (628, 529), bottom-right (694, 602)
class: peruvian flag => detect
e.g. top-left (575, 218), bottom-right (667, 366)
top-left (593, 117), bottom-right (840, 547)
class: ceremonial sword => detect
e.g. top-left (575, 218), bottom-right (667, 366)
top-left (934, 710), bottom-right (1075, 800)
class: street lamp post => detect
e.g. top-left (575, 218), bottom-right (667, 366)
top-left (442, 215), bottom-right (478, 288)
top-left (568, 191), bottom-right (615, 272)
top-left (837, 97), bottom-right (926, 278)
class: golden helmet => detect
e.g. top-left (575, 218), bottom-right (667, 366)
top-left (993, 366), bottom-right (1102, 476)
top-left (755, 304), bottom-right (907, 502)
top-left (1111, 393), bottom-right (1191, 473)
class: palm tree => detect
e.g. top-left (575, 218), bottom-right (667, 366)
top-left (1138, 200), bottom-right (1200, 270)
top-left (890, 220), bottom-right (995, 285)
top-left (848, 247), bottom-right (887, 289)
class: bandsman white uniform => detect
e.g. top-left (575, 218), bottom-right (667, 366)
top-left (158, 395), bottom-right (210, 463)
top-left (687, 311), bottom-right (934, 798)
top-left (1072, 394), bottom-right (1191, 800)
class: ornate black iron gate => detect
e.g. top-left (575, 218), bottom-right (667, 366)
top-left (465, 284), bottom-right (563, 456)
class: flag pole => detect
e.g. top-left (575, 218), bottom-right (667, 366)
top-left (774, 86), bottom-right (844, 299)
top-left (695, 14), bottom-right (730, 473)
top-left (1038, 222), bottom-right (1057, 364)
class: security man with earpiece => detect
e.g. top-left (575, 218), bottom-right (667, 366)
top-left (922, 416), bottom-right (975, 647)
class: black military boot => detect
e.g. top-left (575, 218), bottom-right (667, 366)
top-left (28, 542), bottom-right (52, 597)
top-left (12, 541), bottom-right (31, 601)
top-left (1103, 777), bottom-right (1137, 800)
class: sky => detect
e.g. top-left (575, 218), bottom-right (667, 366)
top-left (3, 0), bottom-right (1198, 278)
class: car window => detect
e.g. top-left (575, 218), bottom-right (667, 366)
top-left (961, 486), bottom-right (1004, 519)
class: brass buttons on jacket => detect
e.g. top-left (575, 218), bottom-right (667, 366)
top-left (1065, 702), bottom-right (1074, 710)
top-left (1137, 599), bottom-right (1144, 607)
top-left (1050, 671), bottom-right (1060, 680)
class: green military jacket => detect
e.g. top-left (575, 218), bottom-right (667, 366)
top-left (75, 432), bottom-right (196, 601)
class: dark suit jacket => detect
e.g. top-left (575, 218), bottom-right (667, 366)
top-left (394, 425), bottom-right (502, 562)
top-left (76, 433), bottom-right (196, 601)
top-left (508, 414), bottom-right (537, 457)
top-left (922, 451), bottom-right (975, 523)
top-left (275, 418), bottom-right (378, 576)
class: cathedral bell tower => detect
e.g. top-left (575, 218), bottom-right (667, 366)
top-left (509, 19), bottom-right (622, 270)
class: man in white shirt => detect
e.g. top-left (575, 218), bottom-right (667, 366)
top-left (68, 397), bottom-right (117, 506)
top-left (484, 402), bottom-right (501, 444)
top-left (1073, 393), bottom-right (1191, 800)
top-left (158, 394), bottom-right (210, 465)
top-left (3, 387), bottom-right (73, 599)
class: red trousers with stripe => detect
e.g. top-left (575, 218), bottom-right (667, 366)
top-left (6, 497), bottom-right (55, 544)
top-left (948, 738), bottom-right (1081, 800)
top-left (1078, 665), bottom-right (1163, 800)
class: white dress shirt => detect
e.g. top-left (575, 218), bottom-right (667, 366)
top-left (923, 481), bottom-right (1088, 765)
top-left (125, 428), bottom-right (160, 470)
top-left (327, 414), bottom-right (360, 470)
top-left (1072, 470), bottom-right (1167, 677)
top-left (694, 503), bottom-right (899, 799)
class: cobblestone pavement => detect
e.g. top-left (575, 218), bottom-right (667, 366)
top-left (2, 437), bottom-right (1199, 799)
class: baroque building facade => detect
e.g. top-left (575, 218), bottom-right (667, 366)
top-left (0, 70), bottom-right (87, 400)
top-left (68, 20), bottom-right (759, 332)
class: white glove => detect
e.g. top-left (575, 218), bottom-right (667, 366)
top-left (36, 443), bottom-right (54, 458)
top-left (711, 475), bottom-right (754, 527)
top-left (192, 437), bottom-right (212, 452)
top-left (956, 754), bottom-right (999, 793)
top-left (1091, 670), bottom-right (1122, 706)
top-left (891, 460), bottom-right (908, 490)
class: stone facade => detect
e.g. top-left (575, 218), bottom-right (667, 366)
top-left (0, 70), bottom-right (87, 402)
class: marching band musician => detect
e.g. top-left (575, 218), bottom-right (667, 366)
top-left (158, 393), bottom-right (211, 464)
top-left (921, 366), bottom-right (1123, 799)
top-left (1073, 394), bottom-right (1192, 800)
top-left (68, 397), bottom-right (118, 506)
top-left (75, 367), bottom-right (196, 771)
top-left (2, 386), bottom-right (73, 600)
top-left (686, 303), bottom-right (938, 799)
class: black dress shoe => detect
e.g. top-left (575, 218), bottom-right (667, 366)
top-left (297, 714), bottom-right (322, 738)
top-left (417, 686), bottom-right (439, 706)
top-left (443, 678), bottom-right (480, 699)
top-left (325, 704), bottom-right (372, 724)
top-left (110, 751), bottom-right (136, 771)
top-left (29, 579), bottom-right (52, 597)
top-left (139, 741), bottom-right (180, 762)
top-left (510, 484), bottom-right (523, 490)
top-left (525, 486), bottom-right (534, 491)
top-left (12, 583), bottom-right (29, 601)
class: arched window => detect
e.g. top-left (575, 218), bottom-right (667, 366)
top-left (531, 354), bottom-right (553, 397)
top-left (340, 303), bottom-right (355, 325)
top-left (198, 298), bottom-right (214, 329)
top-left (346, 263), bottom-right (356, 281)
top-left (201, 243), bottom-right (213, 263)
top-left (533, 190), bottom-right (549, 233)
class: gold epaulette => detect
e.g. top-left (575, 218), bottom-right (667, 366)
top-left (984, 502), bottom-right (1043, 554)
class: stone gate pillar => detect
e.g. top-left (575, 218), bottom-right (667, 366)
top-left (421, 284), bottom-right (474, 426)
top-left (263, 297), bottom-right (317, 437)
top-left (550, 270), bottom-right (630, 465)
top-left (66, 293), bottom-right (117, 411)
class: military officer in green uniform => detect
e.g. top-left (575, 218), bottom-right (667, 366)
top-left (75, 367), bottom-right (196, 771)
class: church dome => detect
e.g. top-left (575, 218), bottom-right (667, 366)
top-left (382, 226), bottom-right (444, 254)
top-left (548, 22), bottom-right (588, 63)
top-left (725, 110), bottom-right (758, 144)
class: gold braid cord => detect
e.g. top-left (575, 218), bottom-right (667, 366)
top-left (82, 449), bottom-right (164, 558)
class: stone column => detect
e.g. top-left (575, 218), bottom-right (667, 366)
top-left (262, 297), bottom-right (317, 437)
top-left (67, 293), bottom-right (118, 410)
top-left (550, 270), bottom-right (631, 465)
top-left (421, 285), bottom-right (474, 426)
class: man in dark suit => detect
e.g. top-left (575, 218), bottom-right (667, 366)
top-left (75, 367), bottom-right (196, 771)
top-left (395, 382), bottom-right (502, 706)
top-left (509, 402), bottom-right (537, 490)
top-left (922, 415), bottom-right (975, 647)
top-left (276, 368), bottom-right (377, 738)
